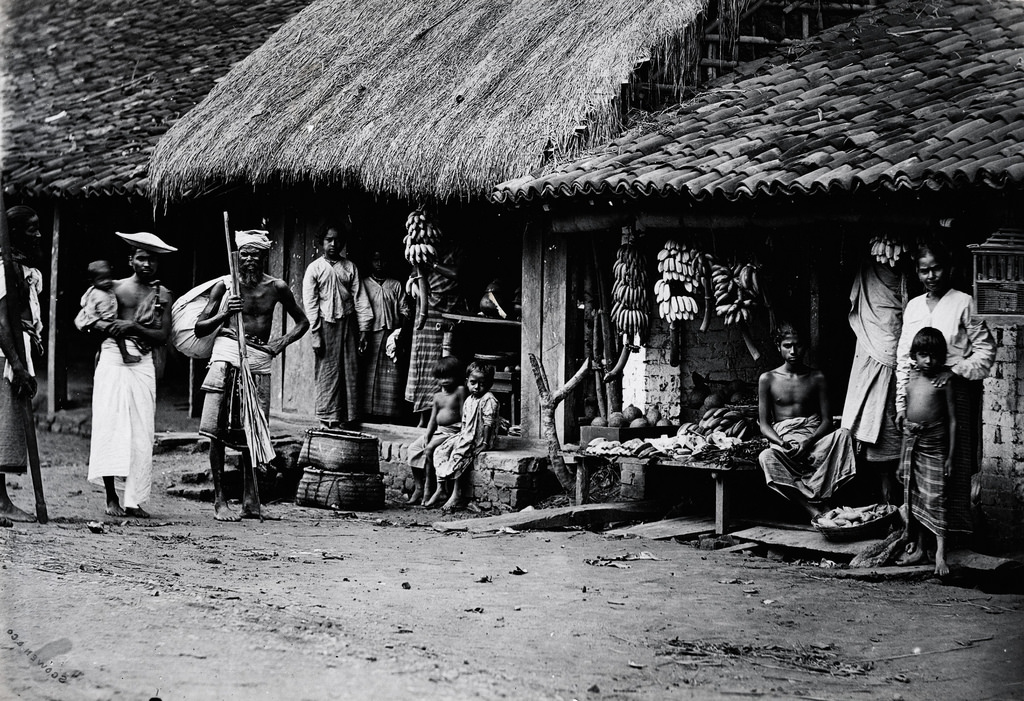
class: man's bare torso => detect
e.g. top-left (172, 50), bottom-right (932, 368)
top-left (224, 275), bottom-right (284, 342)
top-left (113, 277), bottom-right (168, 323)
top-left (764, 367), bottom-right (823, 421)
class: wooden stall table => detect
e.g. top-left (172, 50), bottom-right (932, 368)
top-left (566, 451), bottom-right (759, 536)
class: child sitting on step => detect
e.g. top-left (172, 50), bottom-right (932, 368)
top-left (406, 355), bottom-right (466, 505)
top-left (425, 361), bottom-right (501, 512)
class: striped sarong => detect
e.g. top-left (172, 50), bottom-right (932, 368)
top-left (405, 312), bottom-right (445, 413)
top-left (360, 328), bottom-right (403, 417)
top-left (0, 359), bottom-right (27, 474)
top-left (758, 416), bottom-right (857, 503)
top-left (314, 317), bottom-right (360, 423)
top-left (899, 418), bottom-right (956, 536)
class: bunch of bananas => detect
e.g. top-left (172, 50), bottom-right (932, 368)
top-left (610, 241), bottom-right (649, 341)
top-left (403, 207), bottom-right (441, 266)
top-left (694, 407), bottom-right (761, 440)
top-left (654, 240), bottom-right (701, 322)
top-left (709, 255), bottom-right (762, 326)
top-left (869, 235), bottom-right (905, 267)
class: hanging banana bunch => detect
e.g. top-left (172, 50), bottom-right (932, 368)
top-left (403, 207), bottom-right (442, 329)
top-left (403, 207), bottom-right (441, 266)
top-left (654, 240), bottom-right (701, 322)
top-left (868, 234), bottom-right (905, 267)
top-left (709, 255), bottom-right (762, 327)
top-left (610, 239), bottom-right (649, 344)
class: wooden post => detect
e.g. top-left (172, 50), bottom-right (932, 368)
top-left (808, 246), bottom-right (821, 367)
top-left (46, 205), bottom-right (61, 415)
top-left (520, 224), bottom-right (543, 439)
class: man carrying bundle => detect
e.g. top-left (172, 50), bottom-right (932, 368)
top-left (195, 230), bottom-right (308, 522)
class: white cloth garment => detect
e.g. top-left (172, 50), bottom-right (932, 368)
top-left (0, 263), bottom-right (42, 380)
top-left (208, 334), bottom-right (273, 374)
top-left (87, 339), bottom-right (156, 508)
top-left (895, 288), bottom-right (995, 413)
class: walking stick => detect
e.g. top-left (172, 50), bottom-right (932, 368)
top-left (0, 189), bottom-right (48, 523)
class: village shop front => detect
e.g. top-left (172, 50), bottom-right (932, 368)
top-left (496, 0), bottom-right (1024, 549)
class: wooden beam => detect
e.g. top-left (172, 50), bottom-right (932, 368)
top-left (46, 204), bottom-right (61, 416)
top-left (540, 226), bottom-right (574, 442)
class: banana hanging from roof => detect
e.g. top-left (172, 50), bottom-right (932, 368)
top-left (655, 239), bottom-right (702, 323)
top-left (610, 237), bottom-right (649, 345)
top-left (868, 234), bottom-right (905, 267)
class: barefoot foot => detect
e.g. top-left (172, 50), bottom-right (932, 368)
top-left (440, 493), bottom-right (462, 513)
top-left (423, 489), bottom-right (446, 509)
top-left (895, 543), bottom-right (927, 566)
top-left (214, 503), bottom-right (241, 522)
top-left (0, 501), bottom-right (37, 522)
top-left (405, 487), bottom-right (424, 505)
top-left (124, 506), bottom-right (150, 519)
top-left (241, 506), bottom-right (280, 520)
top-left (105, 502), bottom-right (126, 518)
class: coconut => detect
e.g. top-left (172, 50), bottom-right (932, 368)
top-left (629, 417), bottom-right (650, 428)
top-left (701, 391), bottom-right (727, 413)
top-left (645, 406), bottom-right (661, 425)
top-left (622, 404), bottom-right (642, 422)
top-left (607, 412), bottom-right (626, 428)
top-left (655, 418), bottom-right (671, 427)
top-left (590, 416), bottom-right (608, 427)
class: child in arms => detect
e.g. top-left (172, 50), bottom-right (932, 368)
top-left (406, 355), bottom-right (466, 505)
top-left (74, 260), bottom-right (140, 364)
top-left (896, 327), bottom-right (956, 576)
top-left (425, 361), bottom-right (501, 512)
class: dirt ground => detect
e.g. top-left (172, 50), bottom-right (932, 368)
top-left (1, 430), bottom-right (1023, 701)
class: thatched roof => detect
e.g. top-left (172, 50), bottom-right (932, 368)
top-left (149, 0), bottom-right (707, 203)
top-left (1, 0), bottom-right (310, 199)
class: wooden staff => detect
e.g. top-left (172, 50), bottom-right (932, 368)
top-left (0, 190), bottom-right (48, 523)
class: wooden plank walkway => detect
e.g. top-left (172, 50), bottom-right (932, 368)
top-left (606, 516), bottom-right (716, 540)
top-left (433, 501), bottom-right (663, 534)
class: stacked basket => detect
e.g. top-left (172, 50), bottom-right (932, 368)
top-left (294, 429), bottom-right (385, 511)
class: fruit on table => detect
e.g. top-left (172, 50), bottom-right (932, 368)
top-left (815, 504), bottom-right (895, 528)
top-left (629, 417), bottom-right (650, 428)
top-left (590, 416), bottom-right (608, 427)
top-left (607, 412), bottom-right (626, 428)
top-left (623, 404), bottom-right (642, 422)
top-left (645, 407), bottom-right (661, 425)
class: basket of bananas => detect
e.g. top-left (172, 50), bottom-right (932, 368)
top-left (811, 503), bottom-right (899, 542)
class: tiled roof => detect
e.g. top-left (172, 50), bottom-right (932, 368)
top-left (1, 0), bottom-right (310, 199)
top-left (493, 0), bottom-right (1024, 205)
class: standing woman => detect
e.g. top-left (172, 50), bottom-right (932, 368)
top-left (895, 242), bottom-right (995, 540)
top-left (404, 243), bottom-right (464, 427)
top-left (360, 249), bottom-right (410, 419)
top-left (303, 224), bottom-right (373, 429)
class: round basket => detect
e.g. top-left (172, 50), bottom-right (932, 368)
top-left (294, 468), bottom-right (385, 511)
top-left (298, 428), bottom-right (380, 474)
top-left (812, 505), bottom-right (899, 542)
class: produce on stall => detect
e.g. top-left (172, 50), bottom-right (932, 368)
top-left (605, 235), bottom-right (649, 382)
top-left (868, 234), bottom-right (906, 267)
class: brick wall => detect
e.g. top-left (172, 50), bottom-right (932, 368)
top-left (623, 313), bottom-right (767, 424)
top-left (977, 323), bottom-right (1024, 549)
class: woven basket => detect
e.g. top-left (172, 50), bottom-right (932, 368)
top-left (298, 428), bottom-right (380, 474)
top-left (812, 505), bottom-right (899, 542)
top-left (294, 468), bottom-right (385, 511)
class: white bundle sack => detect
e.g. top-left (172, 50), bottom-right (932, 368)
top-left (170, 275), bottom-right (230, 359)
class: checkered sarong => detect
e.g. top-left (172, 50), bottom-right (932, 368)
top-left (404, 312), bottom-right (444, 413)
top-left (315, 317), bottom-right (360, 423)
top-left (900, 419), bottom-right (953, 536)
top-left (360, 328), bottom-right (403, 417)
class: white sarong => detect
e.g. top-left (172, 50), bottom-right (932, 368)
top-left (87, 338), bottom-right (156, 508)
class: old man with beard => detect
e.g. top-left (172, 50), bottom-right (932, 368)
top-left (195, 230), bottom-right (308, 522)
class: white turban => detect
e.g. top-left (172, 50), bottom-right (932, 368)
top-left (235, 229), bottom-right (271, 250)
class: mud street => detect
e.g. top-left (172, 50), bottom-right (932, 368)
top-left (1, 431), bottom-right (1022, 701)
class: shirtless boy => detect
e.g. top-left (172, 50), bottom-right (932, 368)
top-left (757, 323), bottom-right (856, 517)
top-left (406, 355), bottom-right (466, 505)
top-left (195, 231), bottom-right (309, 522)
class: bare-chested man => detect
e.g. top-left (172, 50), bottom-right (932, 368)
top-left (757, 322), bottom-right (856, 517)
top-left (87, 232), bottom-right (175, 518)
top-left (195, 230), bottom-right (308, 522)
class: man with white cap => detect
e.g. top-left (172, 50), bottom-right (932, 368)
top-left (195, 230), bottom-right (308, 522)
top-left (86, 232), bottom-right (175, 518)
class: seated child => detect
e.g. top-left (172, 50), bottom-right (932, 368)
top-left (406, 355), bottom-right (466, 505)
top-left (74, 260), bottom-right (140, 364)
top-left (425, 361), bottom-right (501, 512)
top-left (895, 327), bottom-right (956, 576)
top-left (757, 322), bottom-right (856, 517)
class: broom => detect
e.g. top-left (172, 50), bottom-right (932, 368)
top-left (222, 213), bottom-right (276, 502)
